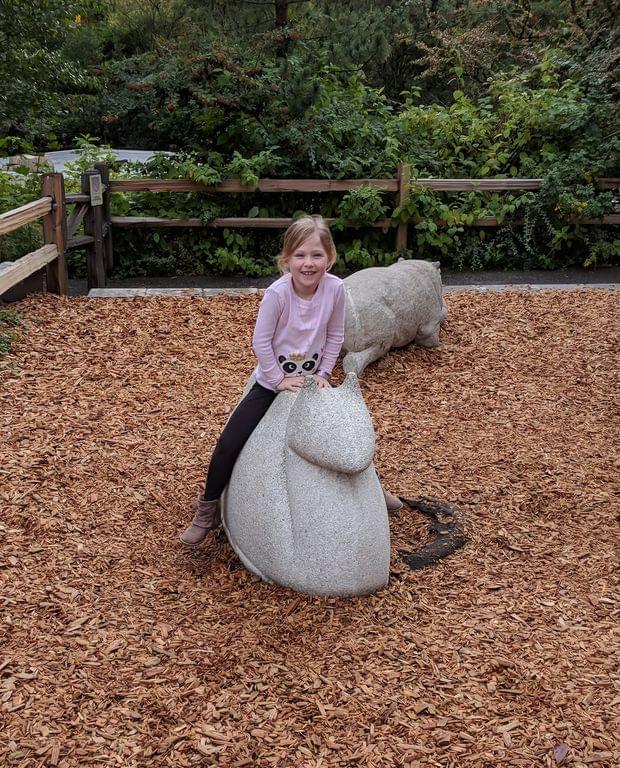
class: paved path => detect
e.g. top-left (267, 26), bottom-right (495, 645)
top-left (88, 283), bottom-right (618, 298)
top-left (73, 266), bottom-right (620, 298)
top-left (0, 149), bottom-right (168, 174)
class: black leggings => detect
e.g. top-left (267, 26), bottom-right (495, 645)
top-left (203, 382), bottom-right (278, 501)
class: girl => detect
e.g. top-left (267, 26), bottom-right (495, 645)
top-left (180, 215), bottom-right (401, 546)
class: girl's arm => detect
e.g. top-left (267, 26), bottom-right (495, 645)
top-left (317, 282), bottom-right (345, 379)
top-left (252, 290), bottom-right (285, 389)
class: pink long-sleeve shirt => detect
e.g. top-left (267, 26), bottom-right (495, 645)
top-left (252, 272), bottom-right (345, 391)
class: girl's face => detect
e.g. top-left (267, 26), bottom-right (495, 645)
top-left (287, 232), bottom-right (330, 297)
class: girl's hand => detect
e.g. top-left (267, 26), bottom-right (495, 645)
top-left (315, 374), bottom-right (331, 389)
top-left (276, 376), bottom-right (304, 392)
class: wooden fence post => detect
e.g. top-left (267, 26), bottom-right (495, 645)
top-left (81, 168), bottom-right (106, 289)
top-left (41, 173), bottom-right (68, 295)
top-left (95, 161), bottom-right (113, 272)
top-left (395, 162), bottom-right (411, 252)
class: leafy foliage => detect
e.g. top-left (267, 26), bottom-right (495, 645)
top-left (0, 171), bottom-right (43, 262)
top-left (0, 308), bottom-right (21, 357)
top-left (0, 2), bottom-right (100, 143)
top-left (336, 187), bottom-right (389, 226)
top-left (0, 2), bottom-right (618, 275)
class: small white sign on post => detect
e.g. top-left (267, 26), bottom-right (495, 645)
top-left (89, 174), bottom-right (103, 206)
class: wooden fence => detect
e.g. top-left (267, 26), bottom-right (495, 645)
top-left (0, 173), bottom-right (68, 297)
top-left (1, 162), bottom-right (618, 298)
top-left (0, 162), bottom-right (114, 298)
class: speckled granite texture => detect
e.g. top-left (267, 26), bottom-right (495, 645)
top-left (222, 374), bottom-right (390, 597)
top-left (342, 259), bottom-right (448, 374)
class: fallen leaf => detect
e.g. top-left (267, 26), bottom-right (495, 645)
top-left (554, 743), bottom-right (569, 765)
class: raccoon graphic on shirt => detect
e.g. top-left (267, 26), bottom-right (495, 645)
top-left (278, 352), bottom-right (319, 376)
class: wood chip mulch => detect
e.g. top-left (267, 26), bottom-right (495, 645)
top-left (1, 290), bottom-right (618, 768)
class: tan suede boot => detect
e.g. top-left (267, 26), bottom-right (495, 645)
top-left (383, 487), bottom-right (403, 513)
top-left (179, 494), bottom-right (221, 546)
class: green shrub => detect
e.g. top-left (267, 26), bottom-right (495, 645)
top-left (1, 44), bottom-right (617, 277)
top-left (0, 171), bottom-right (43, 263)
top-left (0, 308), bottom-right (21, 357)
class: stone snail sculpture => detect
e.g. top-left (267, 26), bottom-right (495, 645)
top-left (221, 373), bottom-right (391, 597)
top-left (342, 259), bottom-right (449, 375)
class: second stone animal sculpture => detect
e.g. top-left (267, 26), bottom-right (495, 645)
top-left (342, 259), bottom-right (448, 375)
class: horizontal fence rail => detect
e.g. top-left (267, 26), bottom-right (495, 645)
top-left (110, 216), bottom-right (394, 229)
top-left (110, 213), bottom-right (620, 230)
top-left (108, 177), bottom-right (620, 194)
top-left (109, 178), bottom-right (399, 194)
top-left (414, 178), bottom-right (619, 191)
top-left (0, 244), bottom-right (59, 295)
top-left (0, 197), bottom-right (53, 236)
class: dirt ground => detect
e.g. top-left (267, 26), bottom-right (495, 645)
top-left (1, 290), bottom-right (618, 768)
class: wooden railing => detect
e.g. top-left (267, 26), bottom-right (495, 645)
top-left (0, 173), bottom-right (68, 297)
top-left (108, 166), bottom-right (620, 249)
top-left (1, 162), bottom-right (618, 299)
top-left (0, 198), bottom-right (53, 235)
top-left (0, 162), bottom-right (114, 298)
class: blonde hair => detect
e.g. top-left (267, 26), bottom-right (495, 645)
top-left (277, 215), bottom-right (337, 274)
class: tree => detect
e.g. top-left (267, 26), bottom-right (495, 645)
top-left (0, 1), bottom-right (96, 144)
